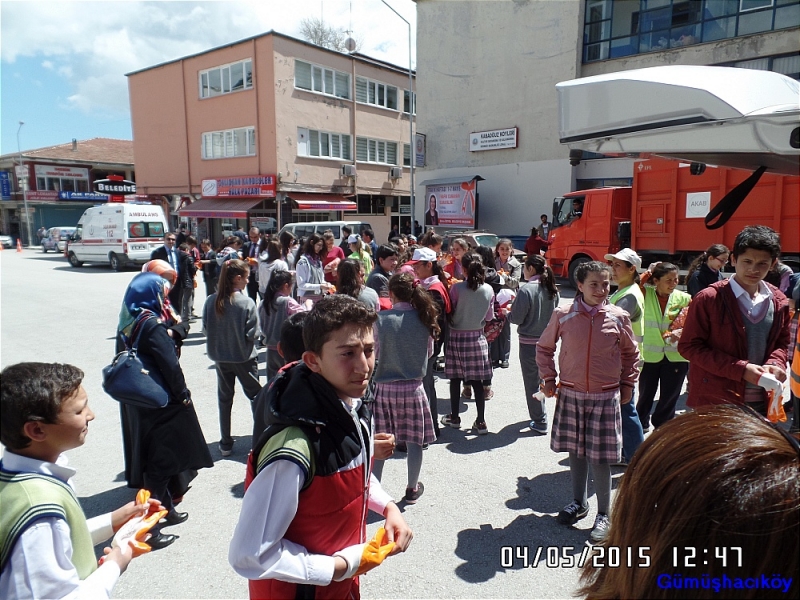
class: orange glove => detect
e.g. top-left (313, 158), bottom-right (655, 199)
top-left (333, 527), bottom-right (396, 580)
top-left (111, 489), bottom-right (168, 557)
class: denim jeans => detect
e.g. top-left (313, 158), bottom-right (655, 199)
top-left (620, 389), bottom-right (644, 462)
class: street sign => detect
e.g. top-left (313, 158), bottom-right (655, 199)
top-left (14, 165), bottom-right (29, 180)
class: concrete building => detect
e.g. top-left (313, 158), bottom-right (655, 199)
top-left (0, 138), bottom-right (138, 246)
top-left (127, 31), bottom-right (416, 244)
top-left (414, 0), bottom-right (800, 236)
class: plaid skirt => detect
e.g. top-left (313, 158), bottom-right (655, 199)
top-left (550, 388), bottom-right (621, 463)
top-left (445, 329), bottom-right (492, 382)
top-left (374, 379), bottom-right (436, 445)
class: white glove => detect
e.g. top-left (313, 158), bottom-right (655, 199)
top-left (757, 372), bottom-right (783, 394)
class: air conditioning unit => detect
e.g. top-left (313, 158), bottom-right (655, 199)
top-left (341, 164), bottom-right (357, 177)
top-left (389, 167), bottom-right (402, 179)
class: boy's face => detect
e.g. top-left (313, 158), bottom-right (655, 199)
top-left (304, 324), bottom-right (375, 402)
top-left (731, 248), bottom-right (776, 288)
top-left (379, 254), bottom-right (398, 273)
top-left (41, 385), bottom-right (94, 453)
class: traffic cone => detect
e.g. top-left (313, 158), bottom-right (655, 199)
top-left (16, 239), bottom-right (23, 253)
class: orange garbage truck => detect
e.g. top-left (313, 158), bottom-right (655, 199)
top-left (547, 158), bottom-right (799, 287)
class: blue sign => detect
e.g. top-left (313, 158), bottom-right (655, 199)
top-left (0, 172), bottom-right (10, 200)
top-left (58, 191), bottom-right (109, 202)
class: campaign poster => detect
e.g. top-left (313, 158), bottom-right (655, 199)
top-left (424, 179), bottom-right (478, 228)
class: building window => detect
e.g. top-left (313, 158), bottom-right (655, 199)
top-left (582, 0), bottom-right (797, 63)
top-left (355, 137), bottom-right (399, 165)
top-left (200, 59), bottom-right (253, 98)
top-left (297, 128), bottom-right (352, 160)
top-left (403, 143), bottom-right (411, 167)
top-left (719, 51), bottom-right (800, 79)
top-left (295, 60), bottom-right (351, 99)
top-left (36, 177), bottom-right (89, 192)
top-left (403, 90), bottom-right (416, 114)
top-left (355, 77), bottom-right (399, 110)
top-left (201, 127), bottom-right (256, 159)
top-left (356, 194), bottom-right (385, 214)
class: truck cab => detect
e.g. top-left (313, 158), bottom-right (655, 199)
top-left (548, 188), bottom-right (632, 287)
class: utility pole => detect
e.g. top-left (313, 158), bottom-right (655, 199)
top-left (16, 121), bottom-right (33, 247)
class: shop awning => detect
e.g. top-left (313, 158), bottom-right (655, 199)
top-left (288, 193), bottom-right (356, 211)
top-left (178, 196), bottom-right (264, 218)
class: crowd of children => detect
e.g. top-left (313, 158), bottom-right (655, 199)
top-left (1, 223), bottom-right (797, 598)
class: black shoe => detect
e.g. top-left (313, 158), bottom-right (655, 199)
top-left (148, 532), bottom-right (177, 549)
top-left (500, 360), bottom-right (510, 369)
top-left (395, 443), bottom-right (408, 453)
top-left (163, 510), bottom-right (188, 525)
top-left (557, 500), bottom-right (590, 525)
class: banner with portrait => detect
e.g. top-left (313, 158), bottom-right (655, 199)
top-left (423, 176), bottom-right (482, 229)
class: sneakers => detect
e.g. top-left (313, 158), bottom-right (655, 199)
top-left (441, 414), bottom-right (462, 429)
top-left (499, 360), bottom-right (510, 369)
top-left (461, 385), bottom-right (472, 399)
top-left (404, 482), bottom-right (425, 504)
top-left (219, 442), bottom-right (233, 457)
top-left (611, 457), bottom-right (629, 468)
top-left (557, 500), bottom-right (590, 525)
top-left (473, 420), bottom-right (488, 435)
top-left (529, 419), bottom-right (548, 434)
top-left (590, 513), bottom-right (611, 542)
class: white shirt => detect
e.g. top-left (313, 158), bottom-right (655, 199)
top-left (0, 452), bottom-right (120, 600)
top-left (729, 276), bottom-right (773, 321)
top-left (228, 399), bottom-right (393, 585)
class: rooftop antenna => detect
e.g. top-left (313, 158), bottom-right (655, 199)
top-left (344, 0), bottom-right (356, 52)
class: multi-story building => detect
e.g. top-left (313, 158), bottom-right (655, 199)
top-left (414, 0), bottom-right (799, 236)
top-left (0, 138), bottom-right (137, 245)
top-left (127, 31), bottom-right (416, 243)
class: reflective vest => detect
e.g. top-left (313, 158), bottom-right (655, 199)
top-left (642, 287), bottom-right (690, 363)
top-left (610, 283), bottom-right (644, 339)
top-left (791, 321), bottom-right (800, 398)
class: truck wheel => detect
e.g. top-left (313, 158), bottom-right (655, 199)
top-left (568, 257), bottom-right (590, 289)
top-left (68, 252), bottom-right (83, 268)
top-left (109, 253), bottom-right (122, 272)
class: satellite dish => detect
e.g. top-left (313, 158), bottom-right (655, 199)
top-left (345, 37), bottom-right (357, 52)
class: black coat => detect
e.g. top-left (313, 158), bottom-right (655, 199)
top-left (118, 317), bottom-right (212, 490)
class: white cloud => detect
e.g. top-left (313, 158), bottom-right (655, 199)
top-left (0, 0), bottom-right (417, 116)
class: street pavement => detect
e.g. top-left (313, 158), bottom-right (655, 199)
top-left (1, 248), bottom-right (628, 599)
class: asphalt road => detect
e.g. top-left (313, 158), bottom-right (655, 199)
top-left (1, 248), bottom-right (626, 599)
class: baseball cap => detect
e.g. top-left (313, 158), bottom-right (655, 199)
top-left (405, 247), bottom-right (438, 265)
top-left (604, 248), bottom-right (642, 269)
top-left (347, 234), bottom-right (361, 244)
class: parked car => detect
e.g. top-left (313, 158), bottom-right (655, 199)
top-left (0, 234), bottom-right (13, 249)
top-left (41, 227), bottom-right (76, 253)
top-left (440, 230), bottom-right (525, 259)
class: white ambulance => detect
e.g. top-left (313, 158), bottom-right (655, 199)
top-left (67, 203), bottom-right (169, 271)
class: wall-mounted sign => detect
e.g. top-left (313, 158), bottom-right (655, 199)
top-left (94, 178), bottom-right (137, 195)
top-left (34, 165), bottom-right (89, 180)
top-left (415, 133), bottom-right (426, 167)
top-left (469, 127), bottom-right (518, 152)
top-left (201, 175), bottom-right (276, 198)
top-left (0, 172), bottom-right (11, 199)
top-left (686, 191), bottom-right (711, 218)
top-left (422, 176), bottom-right (483, 229)
top-left (58, 191), bottom-right (109, 202)
top-left (27, 190), bottom-right (59, 201)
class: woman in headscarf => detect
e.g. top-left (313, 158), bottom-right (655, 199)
top-left (116, 272), bottom-right (213, 549)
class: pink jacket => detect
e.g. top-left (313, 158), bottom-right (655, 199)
top-left (536, 300), bottom-right (640, 393)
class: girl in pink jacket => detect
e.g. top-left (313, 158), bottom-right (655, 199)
top-left (536, 261), bottom-right (639, 543)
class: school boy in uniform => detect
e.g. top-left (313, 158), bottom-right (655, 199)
top-left (0, 363), bottom-right (160, 599)
top-left (229, 295), bottom-right (412, 599)
top-left (679, 225), bottom-right (790, 413)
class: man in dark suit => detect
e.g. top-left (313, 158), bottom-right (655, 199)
top-left (241, 226), bottom-right (260, 302)
top-left (176, 243), bottom-right (197, 322)
top-left (151, 232), bottom-right (183, 308)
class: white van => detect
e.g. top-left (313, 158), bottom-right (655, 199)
top-left (278, 221), bottom-right (373, 247)
top-left (67, 203), bottom-right (169, 271)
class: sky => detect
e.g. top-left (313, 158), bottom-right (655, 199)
top-left (0, 0), bottom-right (417, 156)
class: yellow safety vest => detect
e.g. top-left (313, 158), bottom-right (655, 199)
top-left (610, 283), bottom-right (644, 339)
top-left (641, 287), bottom-right (690, 363)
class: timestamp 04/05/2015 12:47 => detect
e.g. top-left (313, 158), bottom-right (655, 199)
top-left (500, 546), bottom-right (653, 569)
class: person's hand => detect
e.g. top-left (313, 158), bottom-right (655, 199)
top-left (763, 364), bottom-right (787, 383)
top-left (743, 363), bottom-right (767, 385)
top-left (382, 502), bottom-right (412, 555)
top-left (373, 433), bottom-right (396, 460)
top-left (111, 497), bottom-right (164, 532)
top-left (620, 386), bottom-right (633, 405)
top-left (100, 542), bottom-right (134, 573)
top-left (542, 380), bottom-right (557, 398)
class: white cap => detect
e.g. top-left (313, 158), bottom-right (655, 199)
top-left (405, 247), bottom-right (438, 264)
top-left (347, 234), bottom-right (361, 244)
top-left (604, 248), bottom-right (642, 269)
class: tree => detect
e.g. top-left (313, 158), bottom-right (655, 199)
top-left (299, 17), bottom-right (360, 52)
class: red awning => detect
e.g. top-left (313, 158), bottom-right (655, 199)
top-left (178, 196), bottom-right (264, 218)
top-left (289, 193), bottom-right (356, 211)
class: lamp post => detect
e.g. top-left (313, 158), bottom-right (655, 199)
top-left (16, 121), bottom-right (33, 247)
top-left (380, 0), bottom-right (415, 233)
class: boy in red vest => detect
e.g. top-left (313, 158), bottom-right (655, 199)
top-left (229, 295), bottom-right (412, 599)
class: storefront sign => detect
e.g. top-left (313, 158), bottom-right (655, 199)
top-left (201, 175), bottom-right (276, 198)
top-left (415, 133), bottom-right (426, 167)
top-left (0, 172), bottom-right (11, 199)
top-left (58, 191), bottom-right (109, 202)
top-left (469, 127), bottom-right (518, 152)
top-left (423, 178), bottom-right (480, 228)
top-left (34, 165), bottom-right (89, 180)
top-left (94, 178), bottom-right (137, 195)
top-left (27, 190), bottom-right (59, 201)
